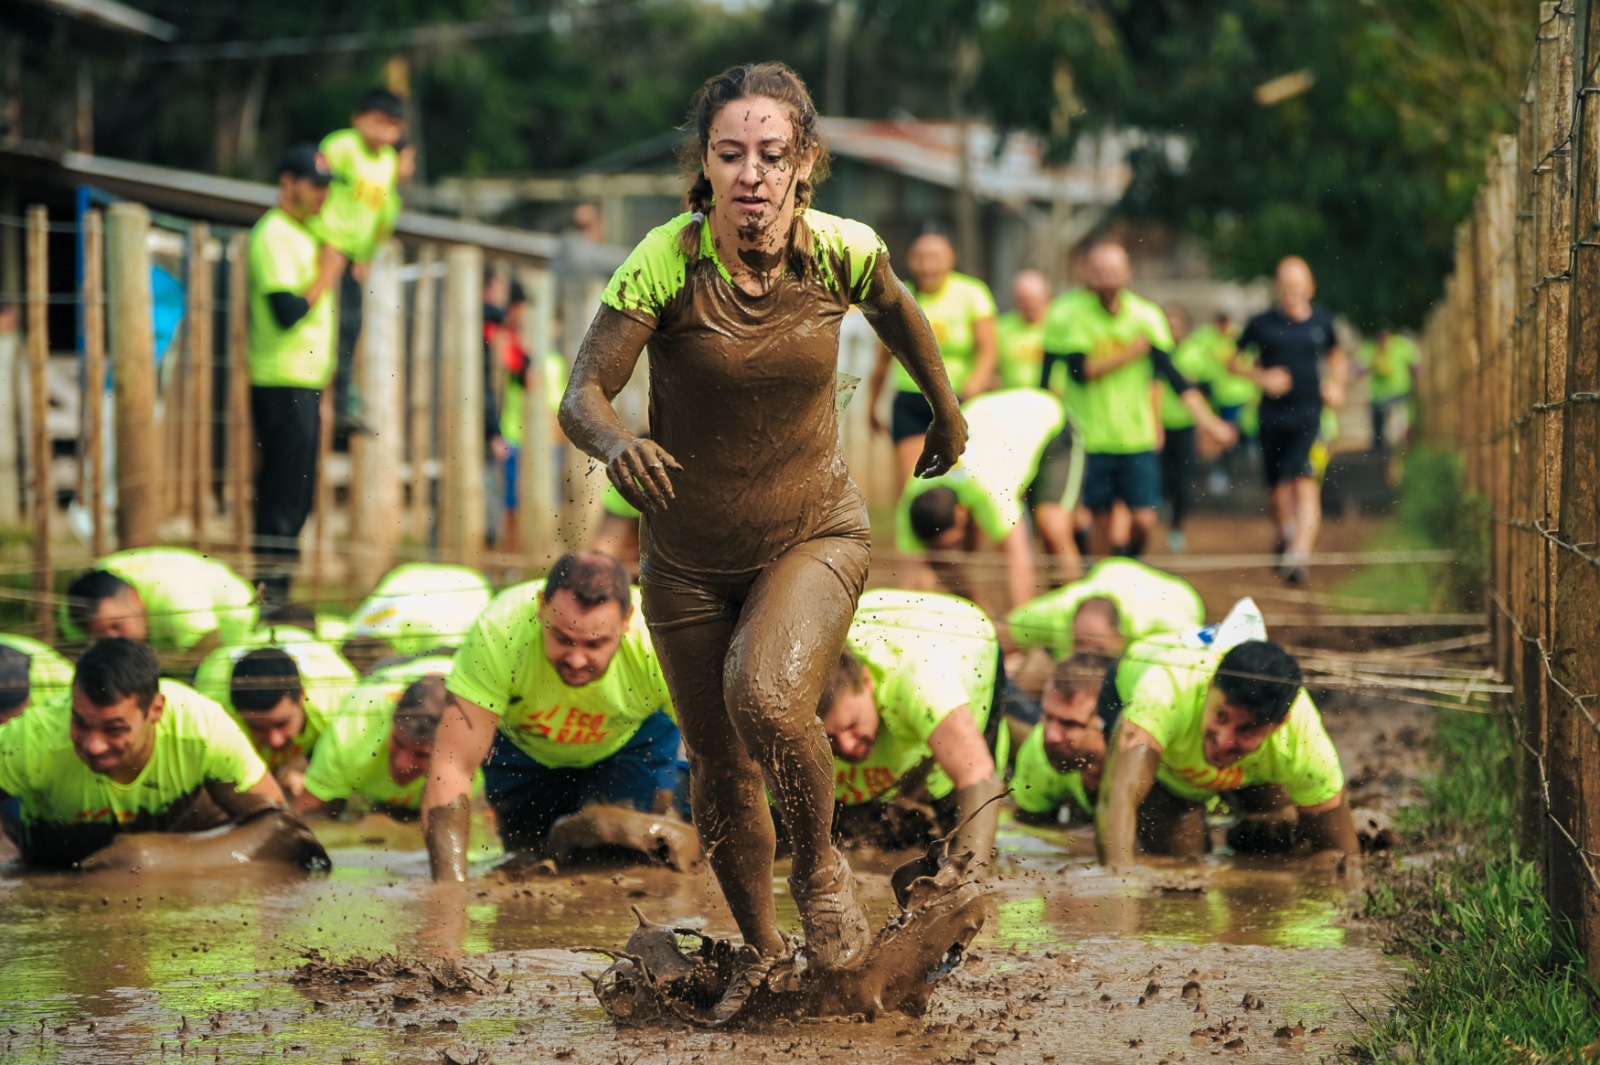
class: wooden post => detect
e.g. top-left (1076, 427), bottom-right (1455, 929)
top-left (309, 286), bottom-right (339, 605)
top-left (351, 241), bottom-right (404, 590)
top-left (557, 278), bottom-right (606, 552)
top-left (518, 266), bottom-right (558, 571)
top-left (438, 244), bottom-right (485, 566)
top-left (1549, 0), bottom-right (1600, 980)
top-left (25, 207), bottom-right (50, 630)
top-left (409, 246), bottom-right (438, 546)
top-left (107, 203), bottom-right (159, 549)
top-left (226, 233), bottom-right (253, 571)
top-left (185, 222), bottom-right (215, 546)
top-left (82, 209), bottom-right (107, 558)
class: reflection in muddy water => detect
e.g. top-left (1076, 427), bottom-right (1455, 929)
top-left (0, 803), bottom-right (1396, 1065)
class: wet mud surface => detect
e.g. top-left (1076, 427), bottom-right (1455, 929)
top-left (0, 692), bottom-right (1423, 1065)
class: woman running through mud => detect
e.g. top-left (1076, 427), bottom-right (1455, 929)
top-left (560, 62), bottom-right (965, 971)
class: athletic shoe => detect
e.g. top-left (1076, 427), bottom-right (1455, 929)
top-left (789, 849), bottom-right (870, 970)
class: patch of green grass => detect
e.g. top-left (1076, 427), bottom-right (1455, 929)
top-left (1353, 713), bottom-right (1600, 1062)
top-left (1337, 448), bottom-right (1488, 615)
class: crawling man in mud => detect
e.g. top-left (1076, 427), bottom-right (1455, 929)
top-left (0, 638), bottom-right (327, 872)
top-left (1096, 639), bottom-right (1359, 870)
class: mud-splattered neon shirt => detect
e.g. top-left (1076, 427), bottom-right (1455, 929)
top-left (833, 590), bottom-right (999, 806)
top-left (59, 548), bottom-right (259, 653)
top-left (447, 581), bottom-right (673, 769)
top-left (995, 310), bottom-right (1048, 392)
top-left (1007, 558), bottom-right (1205, 655)
top-left (1117, 642), bottom-right (1344, 807)
top-left (1043, 287), bottom-right (1174, 454)
top-left (890, 272), bottom-right (997, 395)
top-left (304, 654), bottom-right (479, 811)
top-left (0, 679), bottom-right (267, 866)
top-left (1161, 329), bottom-right (1222, 430)
top-left (310, 128), bottom-right (401, 263)
top-left (1010, 723), bottom-right (1092, 817)
top-left (1357, 334), bottom-right (1419, 402)
top-left (0, 632), bottom-right (76, 708)
top-left (346, 562), bottom-right (493, 657)
top-left (896, 388), bottom-right (1068, 554)
top-left (192, 628), bottom-right (358, 774)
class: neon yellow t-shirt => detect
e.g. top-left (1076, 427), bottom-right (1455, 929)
top-left (1358, 334), bottom-right (1418, 402)
top-left (310, 128), bottom-right (401, 263)
top-left (59, 548), bottom-right (259, 653)
top-left (1042, 287), bottom-right (1174, 454)
top-left (0, 678), bottom-right (267, 866)
top-left (1007, 558), bottom-right (1205, 655)
top-left (1193, 324), bottom-right (1254, 410)
top-left (247, 207), bottom-right (336, 389)
top-left (501, 353), bottom-right (568, 447)
top-left (890, 272), bottom-right (997, 395)
top-left (193, 629), bottom-right (358, 774)
top-left (303, 653), bottom-right (480, 812)
top-left (995, 310), bottom-right (1048, 392)
top-left (1010, 723), bottom-right (1092, 817)
top-left (1117, 642), bottom-right (1344, 807)
top-left (896, 388), bottom-right (1067, 553)
top-left (833, 590), bottom-right (999, 806)
top-left (346, 562), bottom-right (493, 657)
top-left (447, 580), bottom-right (674, 769)
top-left (0, 632), bottom-right (76, 708)
top-left (1160, 330), bottom-right (1221, 430)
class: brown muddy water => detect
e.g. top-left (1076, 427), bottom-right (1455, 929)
top-left (0, 699), bottom-right (1425, 1065)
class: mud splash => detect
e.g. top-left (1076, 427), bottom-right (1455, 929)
top-left (588, 851), bottom-right (987, 1027)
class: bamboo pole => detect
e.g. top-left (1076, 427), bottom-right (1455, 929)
top-left (82, 209), bottom-right (106, 558)
top-left (25, 207), bottom-right (50, 630)
top-left (438, 244), bottom-right (485, 567)
top-left (518, 265), bottom-right (557, 571)
top-left (226, 233), bottom-right (253, 572)
top-left (107, 202), bottom-right (159, 549)
top-left (409, 245), bottom-right (438, 545)
top-left (351, 242), bottom-right (404, 591)
top-left (190, 225), bottom-right (214, 551)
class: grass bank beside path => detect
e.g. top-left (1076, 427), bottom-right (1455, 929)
top-left (1343, 450), bottom-right (1599, 1062)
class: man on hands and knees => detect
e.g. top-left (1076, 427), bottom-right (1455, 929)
top-left (1011, 653), bottom-right (1119, 825)
top-left (0, 637), bottom-right (75, 724)
top-left (298, 658), bottom-right (478, 820)
top-left (1007, 557), bottom-right (1206, 659)
top-left (63, 548), bottom-right (259, 656)
top-left (422, 553), bottom-right (680, 879)
top-left (818, 589), bottom-right (1006, 897)
top-left (1096, 639), bottom-right (1358, 872)
top-left (0, 639), bottom-right (325, 870)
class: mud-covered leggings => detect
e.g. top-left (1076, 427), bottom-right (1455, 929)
top-left (642, 533), bottom-right (870, 956)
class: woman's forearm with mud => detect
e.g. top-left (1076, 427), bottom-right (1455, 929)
top-left (860, 267), bottom-right (960, 420)
top-left (558, 306), bottom-right (656, 464)
top-left (1096, 743), bottom-right (1160, 870)
top-left (1297, 798), bottom-right (1360, 859)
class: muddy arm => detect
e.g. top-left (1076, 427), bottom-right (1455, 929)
top-left (422, 696), bottom-right (498, 881)
top-left (207, 771), bottom-right (287, 820)
top-left (558, 307), bottom-right (680, 513)
top-left (926, 707), bottom-right (1001, 868)
top-left (1297, 790), bottom-right (1360, 866)
top-left (1096, 722), bottom-right (1163, 872)
top-left (859, 268), bottom-right (966, 476)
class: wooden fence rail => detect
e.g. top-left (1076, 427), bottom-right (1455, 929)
top-left (1415, 0), bottom-right (1600, 978)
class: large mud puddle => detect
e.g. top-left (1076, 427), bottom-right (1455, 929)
top-left (0, 809), bottom-right (1397, 1065)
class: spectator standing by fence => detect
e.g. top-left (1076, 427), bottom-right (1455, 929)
top-left (312, 88), bottom-right (405, 435)
top-left (248, 146), bottom-right (341, 603)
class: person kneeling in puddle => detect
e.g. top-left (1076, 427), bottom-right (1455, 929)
top-left (422, 552), bottom-right (685, 879)
top-left (0, 638), bottom-right (326, 871)
top-left (1010, 652), bottom-right (1120, 826)
top-left (1095, 639), bottom-right (1358, 872)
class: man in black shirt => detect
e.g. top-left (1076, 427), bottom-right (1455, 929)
top-left (1231, 257), bottom-right (1347, 584)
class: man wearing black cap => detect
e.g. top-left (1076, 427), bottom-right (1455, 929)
top-left (312, 87), bottom-right (406, 435)
top-left (249, 144), bottom-right (342, 604)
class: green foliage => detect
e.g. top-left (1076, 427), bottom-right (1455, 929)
top-left (1355, 713), bottom-right (1600, 1063)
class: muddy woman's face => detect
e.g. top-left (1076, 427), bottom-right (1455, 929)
top-left (703, 95), bottom-right (815, 241)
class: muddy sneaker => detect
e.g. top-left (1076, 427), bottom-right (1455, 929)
top-left (789, 850), bottom-right (870, 970)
